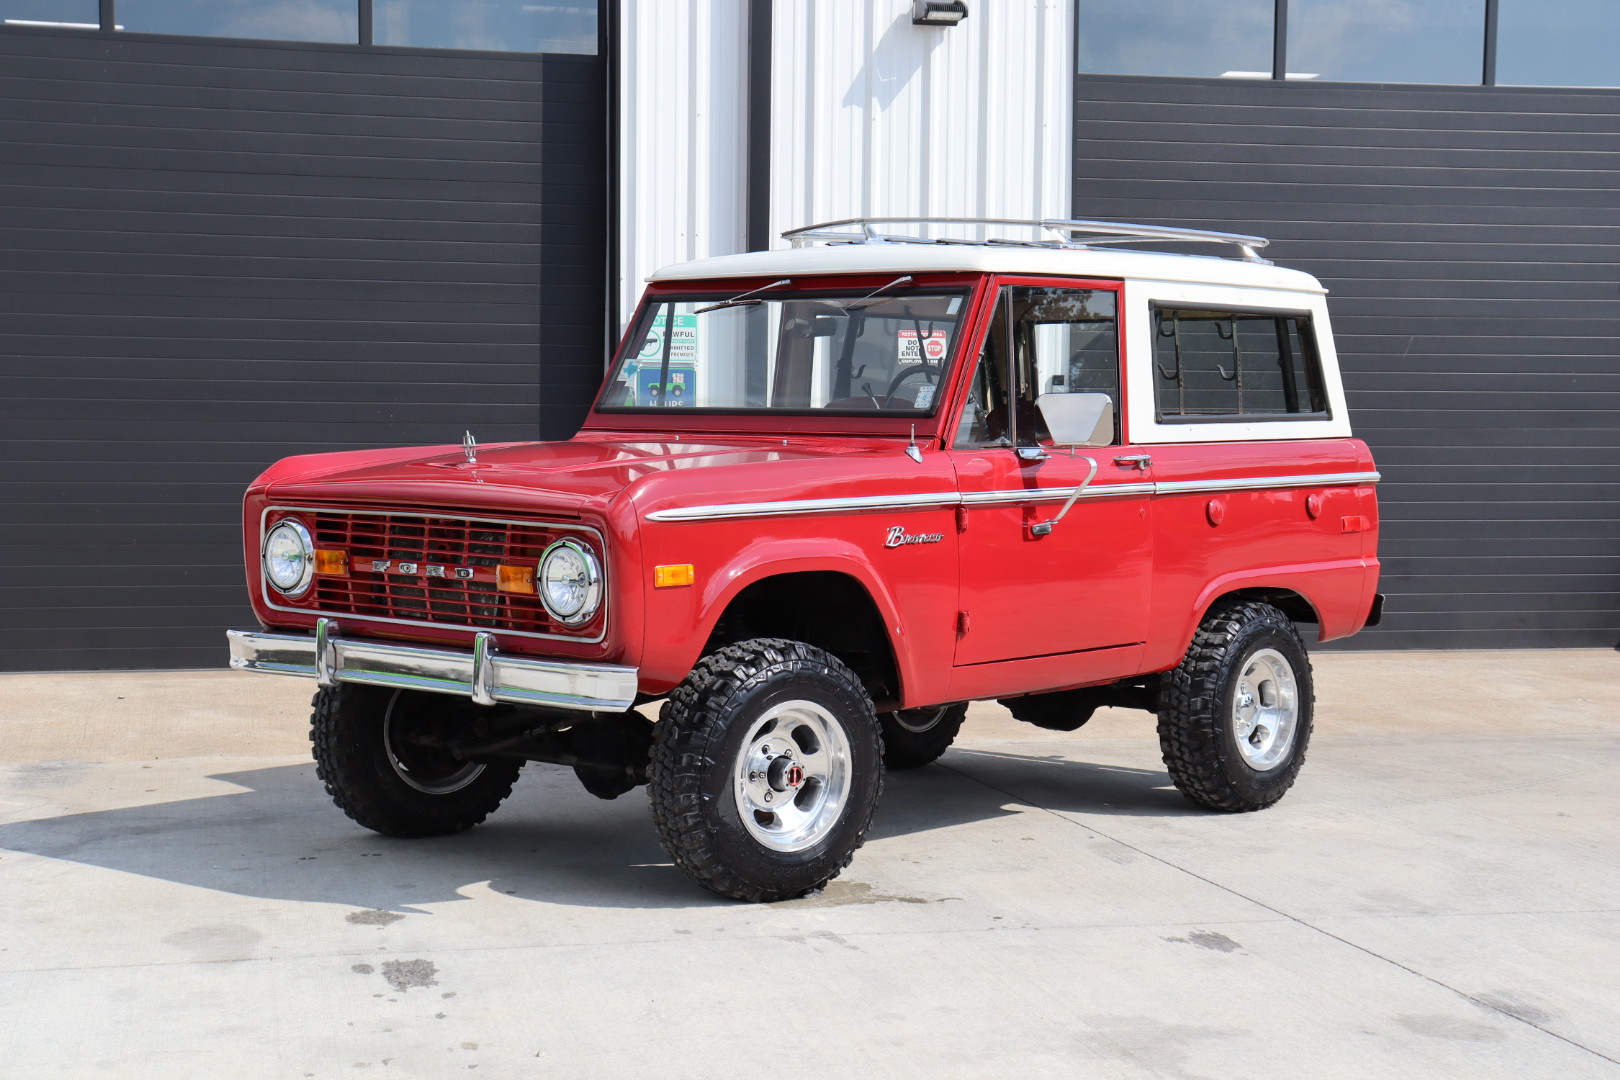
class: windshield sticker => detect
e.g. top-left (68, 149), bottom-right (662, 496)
top-left (637, 365), bottom-right (693, 406)
top-left (898, 330), bottom-right (949, 364)
top-left (911, 382), bottom-right (936, 408)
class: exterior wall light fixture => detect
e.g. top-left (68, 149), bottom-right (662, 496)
top-left (911, 1), bottom-right (968, 27)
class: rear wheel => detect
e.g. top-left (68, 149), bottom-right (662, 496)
top-left (878, 703), bottom-right (967, 769)
top-left (1156, 601), bottom-right (1313, 812)
top-left (649, 639), bottom-right (883, 902)
top-left (310, 684), bottom-right (521, 837)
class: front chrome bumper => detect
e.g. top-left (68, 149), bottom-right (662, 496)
top-left (226, 619), bottom-right (638, 712)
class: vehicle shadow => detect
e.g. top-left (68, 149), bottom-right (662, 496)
top-left (0, 746), bottom-right (1199, 912)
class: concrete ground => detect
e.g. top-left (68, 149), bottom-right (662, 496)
top-left (1, 650), bottom-right (1616, 1080)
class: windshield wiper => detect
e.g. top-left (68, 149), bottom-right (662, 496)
top-left (694, 278), bottom-right (792, 314)
top-left (840, 275), bottom-right (914, 311)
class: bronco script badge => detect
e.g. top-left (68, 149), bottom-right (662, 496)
top-left (885, 525), bottom-right (944, 548)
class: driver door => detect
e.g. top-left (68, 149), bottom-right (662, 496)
top-left (948, 280), bottom-right (1153, 669)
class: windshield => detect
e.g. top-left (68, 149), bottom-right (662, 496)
top-left (598, 284), bottom-right (971, 414)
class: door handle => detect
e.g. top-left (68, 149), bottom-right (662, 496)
top-left (1113, 454), bottom-right (1152, 470)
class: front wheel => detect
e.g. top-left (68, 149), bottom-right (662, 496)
top-left (1156, 601), bottom-right (1314, 812)
top-left (649, 639), bottom-right (884, 902)
top-left (310, 684), bottom-right (522, 837)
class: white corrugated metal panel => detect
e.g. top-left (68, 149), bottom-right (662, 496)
top-left (616, 1), bottom-right (1075, 334)
top-left (616, 0), bottom-right (749, 330)
top-left (767, 1), bottom-right (1073, 246)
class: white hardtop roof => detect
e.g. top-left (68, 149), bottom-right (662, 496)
top-left (649, 243), bottom-right (1326, 294)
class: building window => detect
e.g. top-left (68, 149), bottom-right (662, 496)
top-left (1078, 0), bottom-right (1273, 79)
top-left (1153, 307), bottom-right (1327, 420)
top-left (1286, 0), bottom-right (1486, 84)
top-left (0, 0), bottom-right (99, 29)
top-left (116, 0), bottom-right (358, 43)
top-left (374, 0), bottom-right (596, 55)
top-left (1497, 0), bottom-right (1620, 88)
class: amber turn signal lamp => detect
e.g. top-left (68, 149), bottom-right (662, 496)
top-left (314, 549), bottom-right (348, 576)
top-left (497, 564), bottom-right (536, 594)
top-left (654, 563), bottom-right (695, 588)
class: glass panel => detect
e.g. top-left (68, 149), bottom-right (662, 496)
top-left (117, 0), bottom-right (357, 43)
top-left (1288, 0), bottom-right (1486, 84)
top-left (1498, 0), bottom-right (1620, 88)
top-left (955, 287), bottom-right (1120, 448)
top-left (1078, 0), bottom-right (1273, 79)
top-left (601, 285), bottom-right (969, 415)
top-left (1154, 309), bottom-right (1327, 418)
top-left (375, 0), bottom-right (597, 54)
top-left (0, 1), bottom-right (99, 29)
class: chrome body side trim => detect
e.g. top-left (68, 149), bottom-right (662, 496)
top-left (959, 481), bottom-right (1157, 507)
top-left (258, 505), bottom-right (609, 645)
top-left (1152, 471), bottom-right (1381, 496)
top-left (643, 472), bottom-right (1379, 523)
top-left (645, 491), bottom-right (962, 522)
top-left (227, 628), bottom-right (639, 712)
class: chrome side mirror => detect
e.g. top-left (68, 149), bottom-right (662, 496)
top-left (1036, 392), bottom-right (1114, 448)
top-left (1025, 393), bottom-right (1114, 538)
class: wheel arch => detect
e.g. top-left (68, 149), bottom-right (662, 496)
top-left (1150, 578), bottom-right (1325, 674)
top-left (701, 567), bottom-right (905, 711)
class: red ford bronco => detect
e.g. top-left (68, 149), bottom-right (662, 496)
top-left (228, 218), bottom-right (1382, 902)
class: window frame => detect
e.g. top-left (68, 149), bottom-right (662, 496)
top-left (1148, 300), bottom-right (1331, 424)
top-left (1123, 280), bottom-right (1351, 444)
top-left (594, 283), bottom-right (976, 419)
top-left (951, 276), bottom-right (1127, 450)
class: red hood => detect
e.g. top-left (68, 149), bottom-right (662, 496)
top-left (258, 433), bottom-right (879, 516)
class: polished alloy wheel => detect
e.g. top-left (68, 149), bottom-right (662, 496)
top-left (734, 699), bottom-right (852, 852)
top-left (1231, 648), bottom-right (1299, 771)
top-left (383, 691), bottom-right (486, 794)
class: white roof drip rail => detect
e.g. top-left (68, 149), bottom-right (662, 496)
top-left (781, 217), bottom-right (1272, 264)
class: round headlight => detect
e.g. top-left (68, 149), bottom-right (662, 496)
top-left (538, 539), bottom-right (602, 626)
top-left (263, 518), bottom-right (314, 598)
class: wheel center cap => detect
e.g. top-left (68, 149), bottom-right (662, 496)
top-left (766, 757), bottom-right (805, 792)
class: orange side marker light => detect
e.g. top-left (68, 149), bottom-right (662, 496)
top-left (654, 563), bottom-right (695, 588)
top-left (497, 564), bottom-right (536, 594)
top-left (314, 549), bottom-right (349, 576)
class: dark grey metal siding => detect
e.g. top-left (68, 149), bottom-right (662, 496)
top-left (0, 28), bottom-right (607, 672)
top-left (1074, 75), bottom-right (1620, 650)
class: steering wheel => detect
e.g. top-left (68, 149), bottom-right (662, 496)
top-left (883, 363), bottom-right (941, 408)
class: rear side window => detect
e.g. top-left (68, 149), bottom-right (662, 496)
top-left (1153, 307), bottom-right (1328, 420)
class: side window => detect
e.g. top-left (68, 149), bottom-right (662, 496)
top-left (1153, 307), bottom-right (1328, 419)
top-left (955, 286), bottom-right (1121, 447)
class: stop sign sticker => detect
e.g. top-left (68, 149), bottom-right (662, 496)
top-left (898, 330), bottom-right (949, 363)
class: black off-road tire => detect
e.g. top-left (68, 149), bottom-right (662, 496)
top-left (879, 703), bottom-right (967, 769)
top-left (310, 684), bottom-right (522, 837)
top-left (648, 639), bottom-right (884, 902)
top-left (1157, 600), bottom-right (1314, 812)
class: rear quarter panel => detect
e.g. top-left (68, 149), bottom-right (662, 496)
top-left (1140, 438), bottom-right (1381, 673)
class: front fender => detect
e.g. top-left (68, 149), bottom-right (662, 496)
top-left (634, 530), bottom-right (953, 703)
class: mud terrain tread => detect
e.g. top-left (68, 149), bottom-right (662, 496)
top-left (1156, 600), bottom-right (1312, 813)
top-left (648, 638), bottom-right (883, 902)
top-left (879, 703), bottom-right (967, 769)
top-left (310, 685), bottom-right (520, 838)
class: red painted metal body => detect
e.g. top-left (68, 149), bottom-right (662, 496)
top-left (241, 269), bottom-right (1380, 708)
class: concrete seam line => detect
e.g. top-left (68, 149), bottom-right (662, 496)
top-left (934, 761), bottom-right (1620, 1067)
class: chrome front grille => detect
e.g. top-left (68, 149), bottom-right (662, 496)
top-left (272, 507), bottom-right (602, 639)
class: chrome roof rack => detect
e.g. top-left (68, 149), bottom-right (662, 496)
top-left (781, 217), bottom-right (1271, 264)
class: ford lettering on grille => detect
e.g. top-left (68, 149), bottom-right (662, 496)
top-left (291, 509), bottom-right (600, 637)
